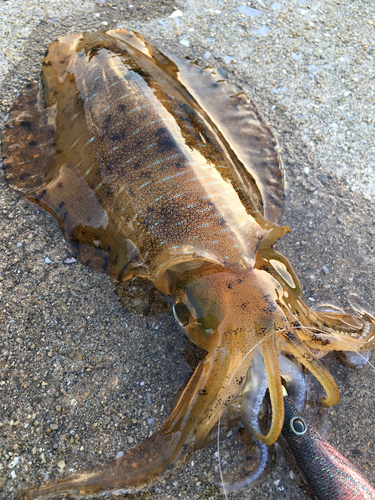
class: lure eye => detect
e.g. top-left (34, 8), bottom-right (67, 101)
top-left (290, 416), bottom-right (307, 436)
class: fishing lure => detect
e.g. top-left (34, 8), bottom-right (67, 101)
top-left (2, 29), bottom-right (374, 499)
top-left (281, 396), bottom-right (375, 500)
top-left (219, 348), bottom-right (375, 498)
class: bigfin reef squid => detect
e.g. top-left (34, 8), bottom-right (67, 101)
top-left (2, 29), bottom-right (375, 499)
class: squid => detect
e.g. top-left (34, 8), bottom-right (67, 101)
top-left (2, 29), bottom-right (374, 499)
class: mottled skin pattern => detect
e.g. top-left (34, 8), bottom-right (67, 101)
top-left (2, 30), bottom-right (375, 499)
top-left (281, 397), bottom-right (375, 500)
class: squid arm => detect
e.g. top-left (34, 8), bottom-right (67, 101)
top-left (256, 246), bottom-right (375, 355)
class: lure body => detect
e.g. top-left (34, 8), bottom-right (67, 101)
top-left (281, 397), bottom-right (375, 500)
top-left (2, 30), bottom-right (374, 499)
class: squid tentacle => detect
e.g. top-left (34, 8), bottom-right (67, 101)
top-left (249, 335), bottom-right (284, 445)
top-left (215, 435), bottom-right (274, 493)
top-left (216, 348), bottom-right (274, 492)
top-left (258, 246), bottom-right (375, 355)
top-left (278, 297), bottom-right (375, 356)
top-left (277, 325), bottom-right (340, 408)
top-left (217, 351), bottom-right (308, 492)
top-left (278, 353), bottom-right (307, 413)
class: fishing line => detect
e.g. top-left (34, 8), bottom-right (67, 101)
top-left (226, 333), bottom-right (275, 387)
top-left (217, 414), bottom-right (228, 500)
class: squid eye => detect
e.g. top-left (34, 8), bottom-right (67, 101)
top-left (173, 302), bottom-right (191, 327)
top-left (290, 416), bottom-right (307, 436)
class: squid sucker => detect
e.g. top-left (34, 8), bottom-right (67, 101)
top-left (2, 30), bottom-right (374, 499)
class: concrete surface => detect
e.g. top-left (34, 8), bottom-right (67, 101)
top-left (0, 0), bottom-right (374, 499)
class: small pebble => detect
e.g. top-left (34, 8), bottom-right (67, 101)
top-left (254, 27), bottom-right (270, 36)
top-left (63, 256), bottom-right (77, 264)
top-left (169, 10), bottom-right (183, 18)
top-left (238, 6), bottom-right (261, 16)
top-left (8, 456), bottom-right (20, 469)
top-left (179, 39), bottom-right (190, 47)
top-left (57, 460), bottom-right (66, 471)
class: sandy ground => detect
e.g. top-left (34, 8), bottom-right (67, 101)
top-left (0, 0), bottom-right (374, 499)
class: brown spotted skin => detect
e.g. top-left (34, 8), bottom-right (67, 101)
top-left (3, 30), bottom-right (281, 285)
top-left (2, 30), bottom-right (375, 499)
